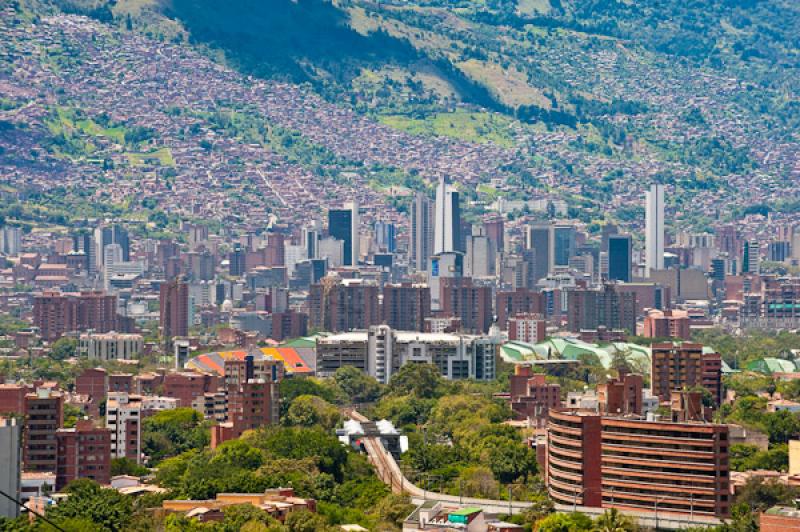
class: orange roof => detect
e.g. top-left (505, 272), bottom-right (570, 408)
top-left (261, 347), bottom-right (312, 374)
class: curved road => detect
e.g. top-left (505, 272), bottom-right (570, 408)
top-left (348, 410), bottom-right (724, 529)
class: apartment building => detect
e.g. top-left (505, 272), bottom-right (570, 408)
top-left (546, 405), bottom-right (730, 518)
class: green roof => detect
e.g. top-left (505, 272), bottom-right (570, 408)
top-left (746, 357), bottom-right (798, 375)
top-left (500, 337), bottom-right (651, 370)
top-left (449, 508), bottom-right (481, 516)
top-left (281, 336), bottom-right (319, 349)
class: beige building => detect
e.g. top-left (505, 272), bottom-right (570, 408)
top-left (789, 440), bottom-right (800, 476)
top-left (79, 332), bottom-right (143, 361)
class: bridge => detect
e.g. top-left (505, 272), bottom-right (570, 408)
top-left (347, 409), bottom-right (725, 530)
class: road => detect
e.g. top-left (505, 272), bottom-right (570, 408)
top-left (347, 410), bottom-right (725, 529)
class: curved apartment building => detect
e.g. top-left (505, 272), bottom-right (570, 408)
top-left (546, 409), bottom-right (730, 518)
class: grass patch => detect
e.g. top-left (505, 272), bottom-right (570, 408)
top-left (126, 148), bottom-right (174, 166)
top-left (378, 110), bottom-right (517, 147)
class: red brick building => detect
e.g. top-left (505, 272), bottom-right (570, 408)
top-left (651, 342), bottom-right (722, 405)
top-left (381, 284), bottom-right (431, 332)
top-left (439, 277), bottom-right (493, 334)
top-left (75, 368), bottom-right (108, 416)
top-left (0, 383), bottom-right (29, 415)
top-left (56, 419), bottom-right (111, 490)
top-left (163, 371), bottom-right (218, 408)
top-left (33, 291), bottom-right (117, 342)
top-left (496, 288), bottom-right (544, 330)
top-left (643, 309), bottom-right (691, 340)
top-left (24, 389), bottom-right (64, 472)
top-left (546, 409), bottom-right (730, 518)
top-left (160, 279), bottom-right (189, 340)
top-left (509, 366), bottom-right (561, 424)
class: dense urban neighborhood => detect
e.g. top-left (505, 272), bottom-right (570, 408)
top-left (0, 0), bottom-right (799, 531)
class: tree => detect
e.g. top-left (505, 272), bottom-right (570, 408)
top-left (333, 366), bottom-right (381, 403)
top-left (735, 477), bottom-right (800, 512)
top-left (46, 479), bottom-right (133, 532)
top-left (535, 512), bottom-right (593, 532)
top-left (50, 337), bottom-right (77, 360)
top-left (284, 395), bottom-right (341, 430)
top-left (762, 410), bottom-right (800, 444)
top-left (386, 363), bottom-right (444, 399)
top-left (591, 508), bottom-right (637, 532)
top-left (142, 408), bottom-right (210, 464)
top-left (110, 457), bottom-right (149, 477)
top-left (284, 510), bottom-right (332, 532)
top-left (457, 466), bottom-right (498, 499)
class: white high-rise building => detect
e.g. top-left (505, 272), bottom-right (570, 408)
top-left (645, 184), bottom-right (665, 275)
top-left (0, 227), bottom-right (22, 256)
top-left (434, 177), bottom-right (461, 254)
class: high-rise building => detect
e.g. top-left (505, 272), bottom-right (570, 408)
top-left (650, 342), bottom-right (722, 404)
top-left (440, 277), bottom-right (493, 334)
top-left (382, 284), bottom-right (431, 332)
top-left (0, 226), bottom-right (22, 256)
top-left (56, 419), bottom-right (111, 490)
top-left (566, 284), bottom-right (637, 334)
top-left (33, 291), bottom-right (118, 342)
top-left (607, 234), bottom-right (632, 282)
top-left (553, 225), bottom-right (576, 267)
top-left (434, 177), bottom-right (461, 254)
top-left (328, 201), bottom-right (359, 266)
top-left (483, 215), bottom-right (505, 254)
top-left (645, 183), bottom-right (665, 274)
top-left (0, 417), bottom-right (21, 518)
top-left (23, 388), bottom-right (63, 472)
top-left (309, 277), bottom-right (380, 332)
top-left (160, 280), bottom-right (189, 340)
top-left (465, 234), bottom-right (495, 278)
top-left (374, 221), bottom-right (396, 253)
top-left (229, 243), bottom-right (246, 277)
top-left (525, 224), bottom-right (552, 283)
top-left (94, 224), bottom-right (129, 269)
top-left (496, 288), bottom-right (545, 330)
top-left (742, 240), bottom-right (761, 274)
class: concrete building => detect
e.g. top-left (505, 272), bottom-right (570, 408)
top-left (434, 176), bottom-right (461, 255)
top-left (106, 393), bottom-right (177, 464)
top-left (645, 183), bottom-right (665, 275)
top-left (78, 332), bottom-right (144, 361)
top-left (0, 417), bottom-right (21, 518)
top-left (507, 313), bottom-right (547, 344)
top-left (316, 326), bottom-right (498, 383)
top-left (410, 192), bottom-right (435, 272)
top-left (643, 309), bottom-right (690, 340)
top-left (546, 409), bottom-right (730, 518)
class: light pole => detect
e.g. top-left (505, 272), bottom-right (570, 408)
top-left (654, 495), bottom-right (668, 530)
top-left (573, 487), bottom-right (587, 512)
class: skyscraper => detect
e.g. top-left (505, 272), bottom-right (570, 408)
top-left (328, 201), bottom-right (359, 266)
top-left (553, 224), bottom-right (576, 267)
top-left (434, 177), bottom-right (461, 254)
top-left (645, 183), bottom-right (665, 275)
top-left (607, 234), bottom-right (632, 282)
top-left (525, 224), bottom-right (552, 284)
top-left (160, 279), bottom-right (189, 340)
top-left (410, 192), bottom-right (435, 271)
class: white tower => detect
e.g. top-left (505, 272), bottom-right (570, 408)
top-left (645, 183), bottom-right (664, 275)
